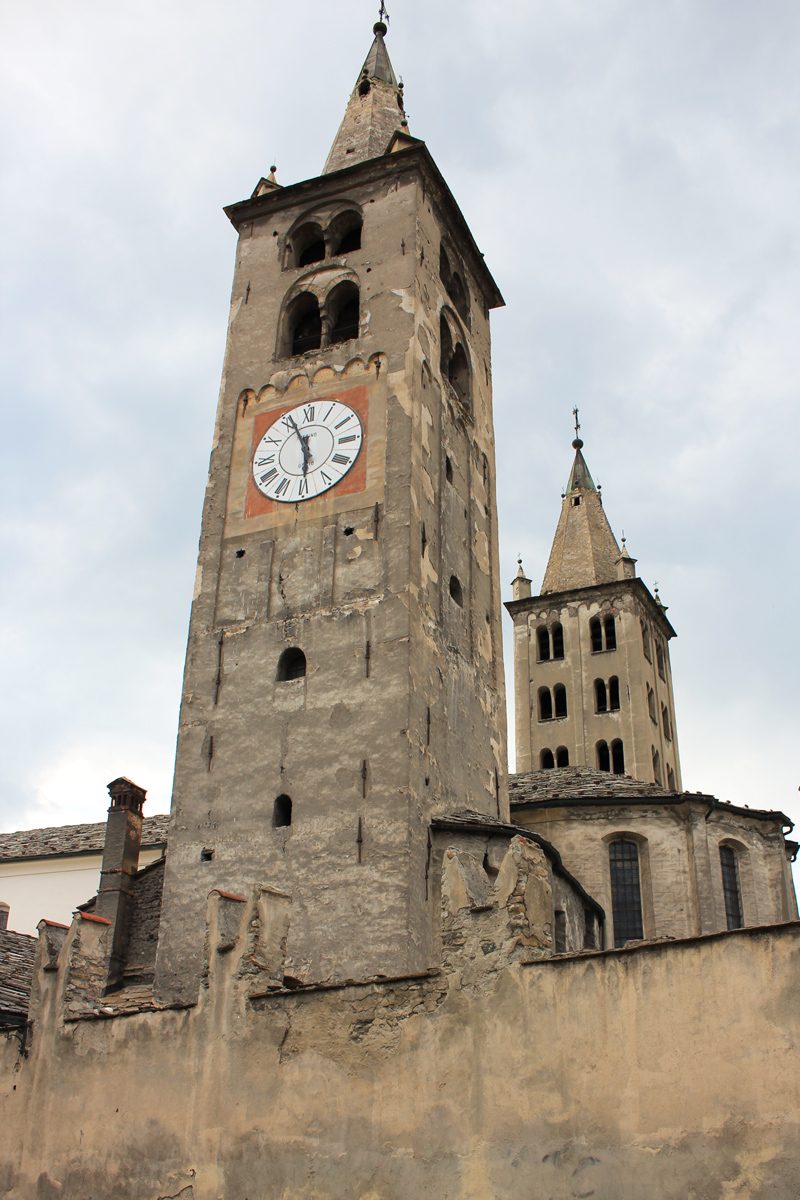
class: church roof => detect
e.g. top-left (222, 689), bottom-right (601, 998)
top-left (0, 814), bottom-right (169, 863)
top-left (323, 20), bottom-right (408, 175)
top-left (510, 768), bottom-right (793, 828)
top-left (540, 435), bottom-right (624, 594)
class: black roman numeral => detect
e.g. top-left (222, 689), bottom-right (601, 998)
top-left (324, 405), bottom-right (335, 421)
top-left (338, 435), bottom-right (357, 444)
top-left (303, 405), bottom-right (315, 423)
top-left (334, 415), bottom-right (352, 429)
top-left (274, 477), bottom-right (290, 496)
top-left (321, 470), bottom-right (332, 485)
top-left (298, 478), bottom-right (309, 497)
top-left (259, 468), bottom-right (278, 484)
top-left (332, 453), bottom-right (351, 466)
top-left (255, 455), bottom-right (275, 466)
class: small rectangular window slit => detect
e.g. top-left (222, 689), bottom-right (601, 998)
top-left (357, 816), bottom-right (363, 864)
top-left (365, 639), bottom-right (371, 678)
top-left (361, 759), bottom-right (368, 798)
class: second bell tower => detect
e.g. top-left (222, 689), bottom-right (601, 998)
top-left (155, 21), bottom-right (507, 1003)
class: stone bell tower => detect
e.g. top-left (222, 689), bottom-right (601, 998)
top-left (506, 419), bottom-right (682, 792)
top-left (154, 18), bottom-right (507, 1004)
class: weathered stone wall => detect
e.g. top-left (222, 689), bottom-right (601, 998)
top-left (516, 799), bottom-right (797, 941)
top-left (3, 914), bottom-right (798, 1199)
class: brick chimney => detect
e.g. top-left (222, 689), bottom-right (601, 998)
top-left (95, 777), bottom-right (146, 988)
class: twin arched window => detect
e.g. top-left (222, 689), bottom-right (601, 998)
top-left (597, 738), bottom-right (625, 774)
top-left (538, 684), bottom-right (567, 721)
top-left (589, 614), bottom-right (616, 653)
top-left (440, 312), bottom-right (471, 410)
top-left (594, 676), bottom-right (620, 713)
top-left (287, 211), bottom-right (363, 269)
top-left (540, 746), bottom-right (569, 770)
top-left (284, 281), bottom-right (360, 357)
top-left (537, 622), bottom-right (564, 662)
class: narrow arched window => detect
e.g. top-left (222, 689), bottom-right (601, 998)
top-left (595, 679), bottom-right (608, 713)
top-left (330, 211), bottom-right (362, 255)
top-left (449, 574), bottom-right (464, 607)
top-left (554, 683), bottom-right (567, 719)
top-left (537, 626), bottom-right (551, 662)
top-left (286, 292), bottom-right (322, 356)
top-left (609, 677), bottom-right (620, 711)
top-left (611, 739), bottom-right (625, 775)
top-left (720, 845), bottom-right (743, 930)
top-left (590, 617), bottom-right (603, 653)
top-left (555, 746), bottom-right (569, 768)
top-left (327, 281), bottom-right (359, 344)
top-left (448, 342), bottom-right (470, 407)
top-left (538, 688), bottom-right (553, 721)
top-left (609, 838), bottom-right (644, 947)
top-left (551, 622), bottom-right (564, 660)
top-left (647, 685), bottom-right (656, 723)
top-left (596, 740), bottom-right (610, 772)
top-left (439, 244), bottom-right (452, 290)
top-left (448, 271), bottom-right (470, 323)
top-left (641, 620), bottom-right (651, 662)
top-left (662, 705), bottom-right (671, 741)
top-left (273, 794), bottom-right (292, 828)
top-left (652, 747), bottom-right (662, 786)
top-left (666, 765), bottom-right (676, 791)
top-left (293, 222), bottom-right (325, 267)
top-left (276, 647), bottom-right (306, 682)
top-left (439, 313), bottom-right (453, 376)
top-left (604, 615), bottom-right (617, 651)
top-left (656, 641), bottom-right (666, 681)
top-left (540, 748), bottom-right (555, 770)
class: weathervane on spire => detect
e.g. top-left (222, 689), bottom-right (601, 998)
top-left (378, 2), bottom-right (389, 24)
top-left (572, 406), bottom-right (584, 450)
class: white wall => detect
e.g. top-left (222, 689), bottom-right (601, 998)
top-left (0, 849), bottom-right (163, 935)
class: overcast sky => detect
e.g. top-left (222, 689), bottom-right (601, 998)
top-left (2, 2), bottom-right (798, 883)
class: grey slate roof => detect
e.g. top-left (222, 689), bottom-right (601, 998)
top-left (0, 929), bottom-right (36, 1025)
top-left (0, 814), bottom-right (169, 863)
top-left (510, 768), bottom-right (791, 827)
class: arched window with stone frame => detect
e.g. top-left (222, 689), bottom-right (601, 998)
top-left (538, 687), bottom-right (553, 722)
top-left (537, 626), bottom-right (551, 662)
top-left (551, 622), bottom-right (565, 660)
top-left (608, 837), bottom-right (645, 947)
top-left (595, 678), bottom-right (608, 713)
top-left (540, 748), bottom-right (555, 770)
top-left (596, 740), bottom-right (610, 772)
top-left (283, 292), bottom-right (322, 357)
top-left (555, 746), bottom-right (569, 768)
top-left (611, 738), bottom-right (625, 775)
top-left (719, 843), bottom-right (744, 930)
top-left (553, 683), bottom-right (567, 719)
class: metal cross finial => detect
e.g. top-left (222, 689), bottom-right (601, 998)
top-left (378, 2), bottom-right (389, 23)
top-left (572, 406), bottom-right (581, 440)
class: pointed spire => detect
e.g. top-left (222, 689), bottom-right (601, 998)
top-left (323, 15), bottom-right (409, 175)
top-left (541, 417), bottom-right (624, 594)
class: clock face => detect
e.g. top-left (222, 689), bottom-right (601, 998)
top-left (252, 400), bottom-right (363, 503)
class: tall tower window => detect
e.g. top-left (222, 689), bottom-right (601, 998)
top-left (551, 622), bottom-right (564, 659)
top-left (608, 677), bottom-right (620, 710)
top-left (277, 647), bottom-right (307, 682)
top-left (538, 688), bottom-right (553, 721)
top-left (540, 748), bottom-right (555, 769)
top-left (286, 293), bottom-right (322, 356)
top-left (662, 704), bottom-right (672, 741)
top-left (537, 627), bottom-right (551, 662)
top-left (611, 739), bottom-right (625, 774)
top-left (609, 838), bottom-right (644, 946)
top-left (292, 222), bottom-right (326, 267)
top-left (647, 684), bottom-right (657, 723)
top-left (554, 684), bottom-right (567, 719)
top-left (330, 211), bottom-right (363, 255)
top-left (595, 679), bottom-right (607, 712)
top-left (652, 747), bottom-right (662, 786)
top-left (666, 764), bottom-right (676, 791)
top-left (590, 617), bottom-right (603, 653)
top-left (720, 845), bottom-right (743, 930)
top-left (641, 620), bottom-right (652, 662)
top-left (439, 312), bottom-right (471, 410)
top-left (604, 615), bottom-right (617, 651)
top-left (656, 641), bottom-right (666, 680)
top-left (596, 740), bottom-right (610, 772)
top-left (555, 746), bottom-right (569, 768)
top-left (327, 281), bottom-right (360, 344)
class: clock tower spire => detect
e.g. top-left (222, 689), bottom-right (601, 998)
top-left (154, 17), bottom-right (506, 1004)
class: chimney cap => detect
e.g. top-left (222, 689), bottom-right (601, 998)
top-left (106, 777), bottom-right (147, 815)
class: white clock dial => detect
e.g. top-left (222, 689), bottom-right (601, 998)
top-left (252, 400), bottom-right (363, 503)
